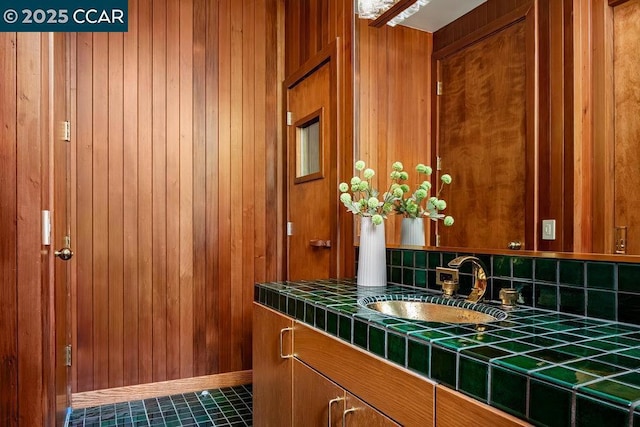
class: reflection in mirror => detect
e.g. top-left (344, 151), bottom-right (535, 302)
top-left (612, 0), bottom-right (640, 255)
top-left (437, 21), bottom-right (529, 250)
top-left (355, 0), bottom-right (640, 259)
top-left (295, 110), bottom-right (323, 182)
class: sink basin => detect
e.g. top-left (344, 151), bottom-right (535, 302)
top-left (359, 296), bottom-right (508, 324)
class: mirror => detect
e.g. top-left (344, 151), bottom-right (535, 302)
top-left (354, 0), bottom-right (640, 257)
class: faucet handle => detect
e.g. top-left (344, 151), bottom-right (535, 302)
top-left (436, 267), bottom-right (460, 298)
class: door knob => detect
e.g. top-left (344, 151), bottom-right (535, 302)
top-left (309, 239), bottom-right (331, 248)
top-left (54, 247), bottom-right (74, 261)
top-left (507, 241), bottom-right (522, 250)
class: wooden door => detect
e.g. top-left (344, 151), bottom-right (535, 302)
top-left (613, 0), bottom-right (640, 254)
top-left (52, 33), bottom-right (71, 424)
top-left (344, 393), bottom-right (400, 427)
top-left (292, 359), bottom-right (344, 426)
top-left (252, 304), bottom-right (293, 427)
top-left (436, 21), bottom-right (529, 250)
top-left (287, 60), bottom-right (335, 280)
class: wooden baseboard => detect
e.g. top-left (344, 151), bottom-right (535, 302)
top-left (71, 370), bottom-right (252, 409)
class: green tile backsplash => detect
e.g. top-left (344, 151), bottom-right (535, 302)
top-left (385, 248), bottom-right (638, 326)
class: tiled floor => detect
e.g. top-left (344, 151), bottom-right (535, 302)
top-left (67, 384), bottom-right (252, 427)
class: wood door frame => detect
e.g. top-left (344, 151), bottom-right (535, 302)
top-left (54, 32), bottom-right (72, 421)
top-left (284, 39), bottom-right (351, 278)
top-left (431, 3), bottom-right (537, 250)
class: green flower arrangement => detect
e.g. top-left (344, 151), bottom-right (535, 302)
top-left (338, 160), bottom-right (454, 226)
top-left (394, 163), bottom-right (454, 226)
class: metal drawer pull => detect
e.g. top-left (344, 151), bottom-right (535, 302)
top-left (327, 397), bottom-right (344, 427)
top-left (310, 239), bottom-right (331, 248)
top-left (342, 407), bottom-right (358, 425)
top-left (279, 327), bottom-right (293, 359)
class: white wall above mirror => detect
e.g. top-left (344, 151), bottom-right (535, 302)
top-left (355, 0), bottom-right (488, 32)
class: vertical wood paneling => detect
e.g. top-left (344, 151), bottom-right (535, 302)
top-left (151, 0), bottom-right (168, 383)
top-left (242, 0), bottom-right (256, 371)
top-left (75, 32), bottom-right (94, 392)
top-left (166, 0), bottom-right (181, 381)
top-left (191, 0), bottom-right (208, 378)
top-left (16, 32), bottom-right (45, 425)
top-left (205, 0), bottom-right (221, 375)
top-left (108, 31), bottom-right (125, 388)
top-left (137, 0), bottom-right (154, 386)
top-left (230, 0), bottom-right (245, 373)
top-left (264, 0), bottom-right (282, 281)
top-left (178, 0), bottom-right (194, 379)
top-left (122, 0), bottom-right (140, 385)
top-left (218, 0), bottom-right (234, 372)
top-left (0, 32), bottom-right (18, 426)
top-left (71, 0), bottom-right (281, 391)
top-left (91, 32), bottom-right (110, 391)
top-left (356, 22), bottom-right (433, 245)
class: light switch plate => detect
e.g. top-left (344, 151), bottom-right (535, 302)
top-left (542, 219), bottom-right (556, 240)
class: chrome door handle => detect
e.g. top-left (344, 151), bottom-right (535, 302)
top-left (54, 247), bottom-right (74, 261)
top-left (309, 239), bottom-right (331, 248)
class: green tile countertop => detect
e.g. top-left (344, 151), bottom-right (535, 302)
top-left (255, 279), bottom-right (640, 427)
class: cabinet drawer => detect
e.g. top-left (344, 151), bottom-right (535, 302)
top-left (294, 322), bottom-right (435, 426)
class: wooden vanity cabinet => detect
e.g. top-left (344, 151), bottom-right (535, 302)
top-left (253, 303), bottom-right (529, 427)
top-left (435, 385), bottom-right (532, 427)
top-left (293, 359), bottom-right (398, 426)
top-left (253, 304), bottom-right (293, 427)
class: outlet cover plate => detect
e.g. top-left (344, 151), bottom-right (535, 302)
top-left (542, 219), bottom-right (556, 240)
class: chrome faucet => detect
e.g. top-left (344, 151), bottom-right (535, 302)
top-left (448, 256), bottom-right (488, 303)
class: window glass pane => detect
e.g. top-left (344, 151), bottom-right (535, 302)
top-left (297, 118), bottom-right (321, 178)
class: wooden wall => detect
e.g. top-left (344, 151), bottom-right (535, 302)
top-left (0, 33), bottom-right (60, 426)
top-left (70, 0), bottom-right (281, 392)
top-left (356, 21), bottom-right (433, 244)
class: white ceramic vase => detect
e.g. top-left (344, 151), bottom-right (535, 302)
top-left (357, 217), bottom-right (387, 288)
top-left (400, 217), bottom-right (426, 246)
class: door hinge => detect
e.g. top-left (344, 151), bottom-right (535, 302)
top-left (64, 345), bottom-right (72, 367)
top-left (436, 156), bottom-right (442, 171)
top-left (63, 121), bottom-right (71, 142)
top-left (42, 210), bottom-right (52, 246)
top-left (436, 81), bottom-right (443, 96)
top-left (287, 222), bottom-right (294, 236)
top-left (286, 112), bottom-right (293, 126)
top-left (435, 234), bottom-right (441, 247)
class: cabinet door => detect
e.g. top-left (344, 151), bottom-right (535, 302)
top-left (253, 303), bottom-right (294, 427)
top-left (293, 359), bottom-right (345, 426)
top-left (436, 385), bottom-right (532, 427)
top-left (343, 393), bottom-right (401, 427)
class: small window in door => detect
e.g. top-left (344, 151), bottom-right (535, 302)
top-left (295, 109), bottom-right (323, 183)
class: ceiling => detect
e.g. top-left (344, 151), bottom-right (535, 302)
top-left (357, 0), bottom-right (488, 33)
